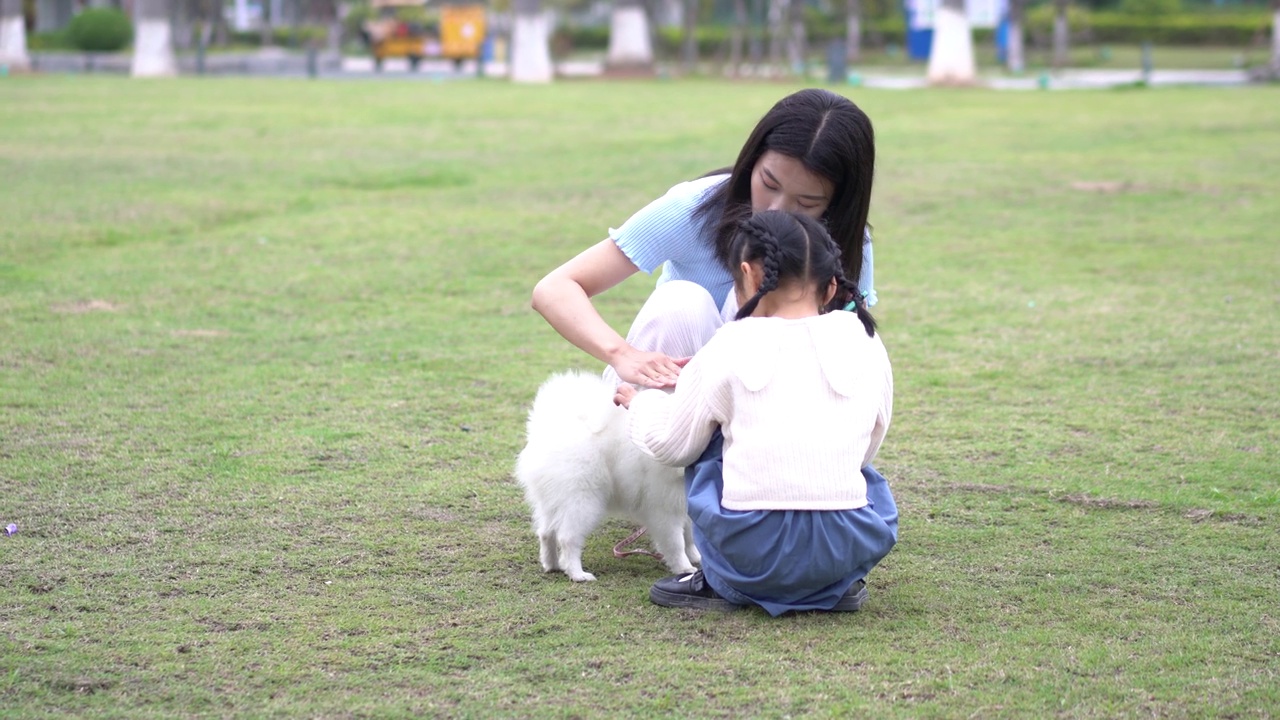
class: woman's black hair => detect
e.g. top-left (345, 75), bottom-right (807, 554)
top-left (731, 211), bottom-right (877, 337)
top-left (693, 88), bottom-right (875, 301)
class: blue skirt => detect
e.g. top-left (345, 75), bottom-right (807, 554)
top-left (685, 431), bottom-right (898, 616)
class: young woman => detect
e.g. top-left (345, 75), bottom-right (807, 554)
top-left (531, 88), bottom-right (877, 390)
top-left (615, 211), bottom-right (895, 615)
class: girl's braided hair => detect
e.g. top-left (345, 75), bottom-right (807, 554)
top-left (731, 211), bottom-right (877, 338)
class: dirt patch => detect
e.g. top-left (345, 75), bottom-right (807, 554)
top-left (51, 678), bottom-right (116, 694)
top-left (52, 299), bottom-right (120, 313)
top-left (1058, 493), bottom-right (1158, 510)
top-left (1069, 181), bottom-right (1146, 194)
top-left (171, 329), bottom-right (230, 338)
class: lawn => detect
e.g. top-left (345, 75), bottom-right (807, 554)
top-left (1, 76), bottom-right (1277, 717)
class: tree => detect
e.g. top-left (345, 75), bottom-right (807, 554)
top-left (0, 0), bottom-right (30, 71)
top-left (607, 0), bottom-right (653, 72)
top-left (680, 0), bottom-right (697, 73)
top-left (1272, 0), bottom-right (1280, 77)
top-left (728, 0), bottom-right (747, 76)
top-left (926, 0), bottom-right (975, 85)
top-left (845, 0), bottom-right (860, 64)
top-left (1006, 0), bottom-right (1025, 73)
top-left (131, 0), bottom-right (177, 76)
top-left (1052, 0), bottom-right (1069, 69)
top-left (510, 0), bottom-right (552, 82)
top-left (784, 0), bottom-right (804, 73)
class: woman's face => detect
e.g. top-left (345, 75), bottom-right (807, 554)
top-left (749, 150), bottom-right (833, 220)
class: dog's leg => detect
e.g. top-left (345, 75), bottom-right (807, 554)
top-left (646, 520), bottom-right (698, 576)
top-left (557, 535), bottom-right (597, 582)
top-left (682, 520), bottom-right (702, 568)
top-left (538, 530), bottom-right (560, 573)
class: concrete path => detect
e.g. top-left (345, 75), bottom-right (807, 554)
top-left (24, 49), bottom-right (1257, 89)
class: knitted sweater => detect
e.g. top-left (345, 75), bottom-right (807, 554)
top-left (628, 312), bottom-right (893, 511)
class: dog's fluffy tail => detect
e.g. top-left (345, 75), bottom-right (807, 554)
top-left (523, 370), bottom-right (620, 443)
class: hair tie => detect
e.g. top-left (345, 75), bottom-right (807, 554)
top-left (843, 292), bottom-right (867, 313)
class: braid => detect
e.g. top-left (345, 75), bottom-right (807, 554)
top-left (734, 220), bottom-right (781, 320)
top-left (821, 230), bottom-right (877, 338)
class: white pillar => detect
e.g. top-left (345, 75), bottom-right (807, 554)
top-left (132, 19), bottom-right (177, 76)
top-left (1006, 19), bottom-right (1023, 73)
top-left (926, 4), bottom-right (976, 85)
top-left (1272, 7), bottom-right (1280, 75)
top-left (607, 4), bottom-right (652, 68)
top-left (0, 15), bottom-right (30, 71)
top-left (234, 0), bottom-right (250, 31)
top-left (510, 11), bottom-right (552, 83)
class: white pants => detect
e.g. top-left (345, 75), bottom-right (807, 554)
top-left (603, 280), bottom-right (739, 387)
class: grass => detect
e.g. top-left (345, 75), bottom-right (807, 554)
top-left (1, 76), bottom-right (1278, 717)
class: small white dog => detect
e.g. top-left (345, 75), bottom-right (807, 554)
top-left (515, 370), bottom-right (700, 582)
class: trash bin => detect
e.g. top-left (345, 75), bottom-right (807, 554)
top-left (826, 40), bottom-right (847, 84)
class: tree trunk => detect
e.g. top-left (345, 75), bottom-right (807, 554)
top-left (1271, 0), bottom-right (1279, 76)
top-left (260, 0), bottom-right (272, 47)
top-left (171, 0), bottom-right (193, 50)
top-left (680, 0), bottom-right (696, 73)
top-left (767, 0), bottom-right (783, 69)
top-left (926, 0), bottom-right (975, 85)
top-left (1006, 0), bottom-right (1024, 73)
top-left (36, 0), bottom-right (74, 33)
top-left (211, 0), bottom-right (227, 45)
top-left (1052, 0), bottom-right (1069, 70)
top-left (728, 0), bottom-right (746, 75)
top-left (510, 0), bottom-right (552, 82)
top-left (0, 0), bottom-right (30, 71)
top-left (845, 0), bottom-right (859, 64)
top-left (132, 0), bottom-right (178, 77)
top-left (607, 0), bottom-right (653, 71)
top-left (747, 0), bottom-right (763, 66)
top-left (786, 0), bottom-right (805, 75)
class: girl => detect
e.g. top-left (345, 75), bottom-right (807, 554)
top-left (615, 211), bottom-right (895, 615)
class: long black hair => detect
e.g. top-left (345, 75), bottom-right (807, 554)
top-left (731, 211), bottom-right (876, 337)
top-left (693, 88), bottom-right (875, 305)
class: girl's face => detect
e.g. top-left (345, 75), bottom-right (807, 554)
top-left (749, 151), bottom-right (833, 220)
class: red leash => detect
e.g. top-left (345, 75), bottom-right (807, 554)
top-left (612, 526), bottom-right (664, 560)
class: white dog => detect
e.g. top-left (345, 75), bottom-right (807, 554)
top-left (515, 370), bottom-right (701, 582)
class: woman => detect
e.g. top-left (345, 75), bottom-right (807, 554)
top-left (531, 88), bottom-right (877, 390)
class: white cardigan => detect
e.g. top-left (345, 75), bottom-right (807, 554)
top-left (628, 312), bottom-right (893, 511)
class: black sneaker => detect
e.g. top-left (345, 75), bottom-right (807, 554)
top-left (830, 579), bottom-right (868, 612)
top-left (649, 570), bottom-right (740, 611)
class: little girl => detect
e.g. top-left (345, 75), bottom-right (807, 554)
top-left (614, 210), bottom-right (896, 616)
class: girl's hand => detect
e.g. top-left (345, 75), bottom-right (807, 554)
top-left (610, 349), bottom-right (689, 389)
top-left (613, 384), bottom-right (638, 409)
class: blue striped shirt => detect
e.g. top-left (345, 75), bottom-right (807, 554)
top-left (609, 175), bottom-right (877, 310)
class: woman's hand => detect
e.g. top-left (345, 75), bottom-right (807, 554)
top-left (610, 348), bottom-right (689, 389)
top-left (613, 384), bottom-right (638, 409)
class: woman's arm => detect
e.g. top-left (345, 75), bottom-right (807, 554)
top-left (531, 239), bottom-right (684, 388)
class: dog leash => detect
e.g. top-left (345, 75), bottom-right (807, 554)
top-left (612, 526), bottom-right (664, 561)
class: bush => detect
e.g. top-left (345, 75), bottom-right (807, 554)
top-left (1024, 7), bottom-right (1271, 46)
top-left (227, 25), bottom-right (333, 48)
top-left (67, 8), bottom-right (133, 53)
top-left (27, 29), bottom-right (76, 51)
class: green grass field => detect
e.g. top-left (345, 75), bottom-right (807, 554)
top-left (1, 76), bottom-right (1278, 717)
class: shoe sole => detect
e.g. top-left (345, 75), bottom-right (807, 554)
top-left (830, 581), bottom-right (869, 612)
top-left (649, 585), bottom-right (740, 611)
